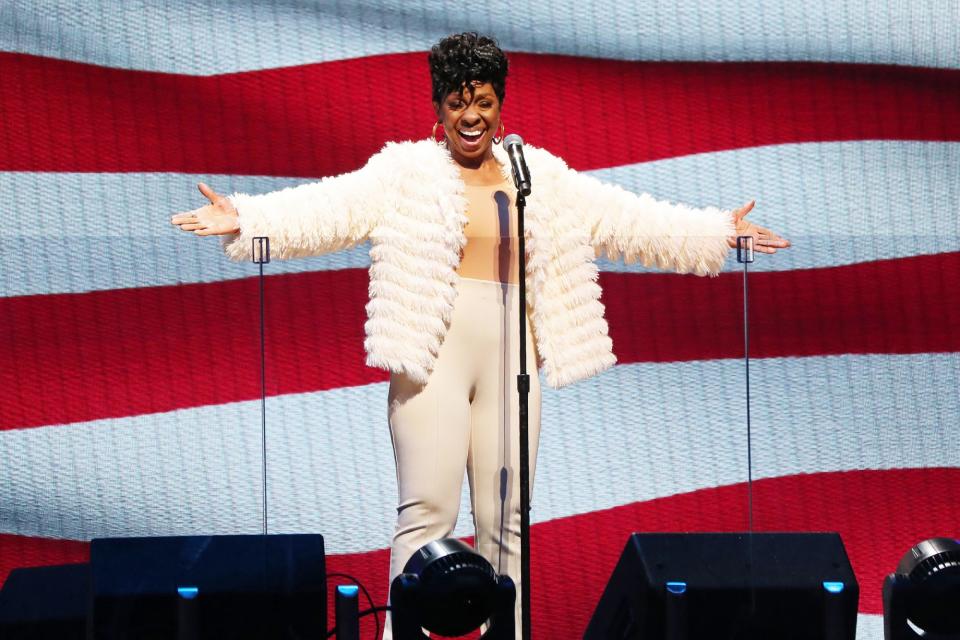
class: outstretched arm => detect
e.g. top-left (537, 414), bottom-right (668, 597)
top-left (171, 153), bottom-right (388, 261)
top-left (566, 170), bottom-right (787, 275)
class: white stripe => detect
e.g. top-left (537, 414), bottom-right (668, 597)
top-left (857, 614), bottom-right (882, 640)
top-left (1, 1), bottom-right (957, 73)
top-left (3, 140), bottom-right (958, 297)
top-left (2, 353), bottom-right (957, 554)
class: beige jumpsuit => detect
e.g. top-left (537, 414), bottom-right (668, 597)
top-left (384, 180), bottom-right (542, 638)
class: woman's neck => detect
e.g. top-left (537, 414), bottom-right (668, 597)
top-left (454, 151), bottom-right (505, 187)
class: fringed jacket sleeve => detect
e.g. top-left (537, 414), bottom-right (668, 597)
top-left (220, 151), bottom-right (388, 261)
top-left (562, 168), bottom-right (736, 276)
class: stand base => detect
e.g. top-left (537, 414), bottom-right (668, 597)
top-left (390, 573), bottom-right (515, 640)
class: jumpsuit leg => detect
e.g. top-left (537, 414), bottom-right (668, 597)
top-left (383, 370), bottom-right (471, 639)
top-left (382, 293), bottom-right (475, 639)
top-left (383, 278), bottom-right (541, 639)
top-left (467, 281), bottom-right (541, 639)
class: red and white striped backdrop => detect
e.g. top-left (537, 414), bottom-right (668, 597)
top-left (2, 2), bottom-right (959, 638)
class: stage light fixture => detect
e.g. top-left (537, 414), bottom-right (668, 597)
top-left (390, 538), bottom-right (515, 639)
top-left (883, 537), bottom-right (960, 640)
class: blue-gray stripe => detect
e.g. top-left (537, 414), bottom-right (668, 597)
top-left (1, 353), bottom-right (957, 552)
top-left (2, 141), bottom-right (958, 297)
top-left (1, 0), bottom-right (957, 74)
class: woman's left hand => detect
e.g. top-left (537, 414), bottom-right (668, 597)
top-left (726, 199), bottom-right (791, 254)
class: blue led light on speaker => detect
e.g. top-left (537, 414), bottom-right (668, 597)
top-left (337, 585), bottom-right (360, 597)
top-left (666, 581), bottom-right (687, 594)
top-left (822, 581), bottom-right (845, 594)
top-left (177, 586), bottom-right (199, 599)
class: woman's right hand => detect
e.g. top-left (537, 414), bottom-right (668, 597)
top-left (170, 183), bottom-right (240, 236)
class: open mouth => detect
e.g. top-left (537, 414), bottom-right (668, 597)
top-left (457, 129), bottom-right (485, 147)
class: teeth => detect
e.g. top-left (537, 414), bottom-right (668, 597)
top-left (459, 130), bottom-right (482, 138)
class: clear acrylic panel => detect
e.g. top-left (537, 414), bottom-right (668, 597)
top-left (0, 229), bottom-right (272, 633)
top-left (0, 232), bottom-right (268, 539)
top-left (256, 242), bottom-right (393, 638)
top-left (742, 233), bottom-right (960, 639)
top-left (743, 238), bottom-right (960, 501)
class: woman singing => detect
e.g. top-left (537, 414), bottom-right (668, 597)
top-left (171, 32), bottom-right (789, 638)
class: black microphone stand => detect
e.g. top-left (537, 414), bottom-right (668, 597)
top-left (514, 189), bottom-right (532, 640)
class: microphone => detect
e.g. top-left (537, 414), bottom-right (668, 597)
top-left (502, 134), bottom-right (532, 196)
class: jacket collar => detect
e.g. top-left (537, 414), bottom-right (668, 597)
top-left (491, 142), bottom-right (514, 185)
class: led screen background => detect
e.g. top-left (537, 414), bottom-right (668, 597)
top-left (1, 2), bottom-right (958, 637)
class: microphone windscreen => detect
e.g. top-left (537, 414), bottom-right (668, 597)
top-left (502, 133), bottom-right (524, 149)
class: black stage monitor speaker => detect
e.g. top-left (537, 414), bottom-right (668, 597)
top-left (584, 532), bottom-right (859, 640)
top-left (0, 563), bottom-right (89, 639)
top-left (89, 534), bottom-right (325, 640)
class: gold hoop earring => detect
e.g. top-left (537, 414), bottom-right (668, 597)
top-left (432, 121), bottom-right (445, 145)
top-left (493, 121), bottom-right (505, 145)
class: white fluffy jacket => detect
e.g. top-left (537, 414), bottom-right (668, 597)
top-left (222, 140), bottom-right (735, 388)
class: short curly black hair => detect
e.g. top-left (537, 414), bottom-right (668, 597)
top-left (428, 32), bottom-right (508, 106)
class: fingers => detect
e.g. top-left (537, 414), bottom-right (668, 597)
top-left (753, 243), bottom-right (779, 254)
top-left (197, 181), bottom-right (221, 204)
top-left (172, 218), bottom-right (205, 231)
top-left (730, 229), bottom-right (789, 254)
top-left (170, 209), bottom-right (207, 232)
top-left (170, 212), bottom-right (197, 224)
top-left (762, 238), bottom-right (791, 248)
top-left (171, 210), bottom-right (204, 233)
top-left (755, 226), bottom-right (791, 248)
top-left (750, 237), bottom-right (783, 253)
top-left (735, 237), bottom-right (777, 253)
top-left (734, 235), bottom-right (776, 254)
top-left (733, 199), bottom-right (756, 222)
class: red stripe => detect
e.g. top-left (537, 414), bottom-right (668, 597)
top-left (2, 252), bottom-right (958, 430)
top-left (3, 468), bottom-right (958, 631)
top-left (534, 467), bottom-right (960, 628)
top-left (2, 51), bottom-right (958, 175)
top-left (1, 269), bottom-right (377, 430)
top-left (0, 535), bottom-right (89, 585)
top-left (602, 250), bottom-right (960, 363)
